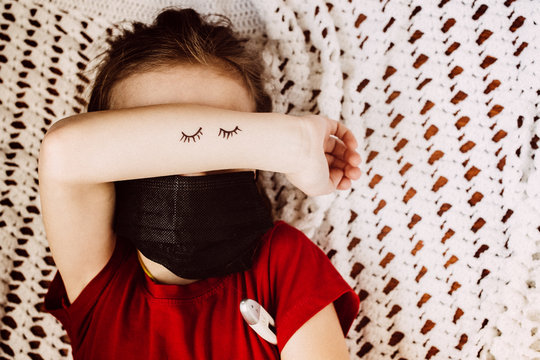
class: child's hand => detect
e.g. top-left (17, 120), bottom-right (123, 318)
top-left (286, 115), bottom-right (361, 196)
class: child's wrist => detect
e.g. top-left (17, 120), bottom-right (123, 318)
top-left (263, 113), bottom-right (311, 176)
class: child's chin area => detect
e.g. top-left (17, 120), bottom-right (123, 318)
top-left (108, 62), bottom-right (256, 113)
top-left (138, 250), bottom-right (200, 285)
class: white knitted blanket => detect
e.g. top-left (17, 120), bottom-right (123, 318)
top-left (1, 0), bottom-right (539, 359)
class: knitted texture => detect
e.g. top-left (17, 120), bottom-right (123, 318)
top-left (1, 0), bottom-right (539, 359)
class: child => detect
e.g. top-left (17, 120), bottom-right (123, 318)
top-left (38, 8), bottom-right (361, 359)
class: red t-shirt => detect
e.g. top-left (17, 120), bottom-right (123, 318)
top-left (45, 220), bottom-right (360, 359)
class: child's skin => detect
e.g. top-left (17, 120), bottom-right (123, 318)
top-left (38, 62), bottom-right (361, 359)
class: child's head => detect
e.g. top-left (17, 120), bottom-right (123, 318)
top-left (87, 8), bottom-right (271, 113)
top-left (100, 9), bottom-right (274, 282)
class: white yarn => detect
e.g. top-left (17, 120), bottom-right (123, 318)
top-left (0, 0), bottom-right (539, 359)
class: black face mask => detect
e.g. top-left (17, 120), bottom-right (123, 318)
top-left (113, 171), bottom-right (274, 279)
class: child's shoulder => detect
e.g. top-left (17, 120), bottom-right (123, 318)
top-left (267, 220), bottom-right (307, 240)
top-left (263, 220), bottom-right (321, 255)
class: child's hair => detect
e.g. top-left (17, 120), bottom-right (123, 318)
top-left (87, 8), bottom-right (272, 112)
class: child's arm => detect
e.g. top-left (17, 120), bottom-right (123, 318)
top-left (38, 104), bottom-right (360, 302)
top-left (40, 104), bottom-right (310, 183)
top-left (281, 303), bottom-right (350, 360)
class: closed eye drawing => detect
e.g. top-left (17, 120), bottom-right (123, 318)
top-left (218, 126), bottom-right (242, 139)
top-left (180, 127), bottom-right (203, 143)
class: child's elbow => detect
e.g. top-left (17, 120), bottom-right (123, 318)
top-left (38, 118), bottom-right (77, 183)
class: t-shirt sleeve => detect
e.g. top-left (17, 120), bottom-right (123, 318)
top-left (44, 236), bottom-right (132, 347)
top-left (267, 221), bottom-right (360, 352)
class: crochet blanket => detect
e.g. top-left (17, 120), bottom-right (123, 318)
top-left (1, 0), bottom-right (539, 359)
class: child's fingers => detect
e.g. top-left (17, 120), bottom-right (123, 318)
top-left (342, 128), bottom-right (358, 150)
top-left (329, 119), bottom-right (358, 149)
top-left (326, 134), bottom-right (360, 162)
top-left (348, 150), bottom-right (361, 166)
top-left (329, 167), bottom-right (344, 188)
top-left (325, 153), bottom-right (335, 165)
top-left (334, 161), bottom-right (361, 181)
top-left (324, 135), bottom-right (338, 153)
top-left (345, 164), bottom-right (361, 180)
top-left (326, 154), bottom-right (361, 181)
top-left (337, 177), bottom-right (351, 190)
top-left (326, 153), bottom-right (347, 170)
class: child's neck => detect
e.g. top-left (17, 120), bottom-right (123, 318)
top-left (137, 250), bottom-right (199, 285)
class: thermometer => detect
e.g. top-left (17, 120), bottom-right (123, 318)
top-left (239, 299), bottom-right (277, 345)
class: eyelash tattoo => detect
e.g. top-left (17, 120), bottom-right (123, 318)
top-left (180, 127), bottom-right (203, 143)
top-left (218, 126), bottom-right (242, 139)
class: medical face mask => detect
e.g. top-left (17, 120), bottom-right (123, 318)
top-left (113, 171), bottom-right (274, 279)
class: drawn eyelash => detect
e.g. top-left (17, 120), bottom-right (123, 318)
top-left (180, 127), bottom-right (203, 143)
top-left (218, 126), bottom-right (242, 139)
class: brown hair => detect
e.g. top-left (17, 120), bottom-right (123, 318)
top-left (87, 8), bottom-right (272, 113)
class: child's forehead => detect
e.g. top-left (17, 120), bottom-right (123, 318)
top-left (109, 63), bottom-right (255, 112)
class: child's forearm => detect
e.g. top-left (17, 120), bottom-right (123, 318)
top-left (39, 104), bottom-right (309, 184)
